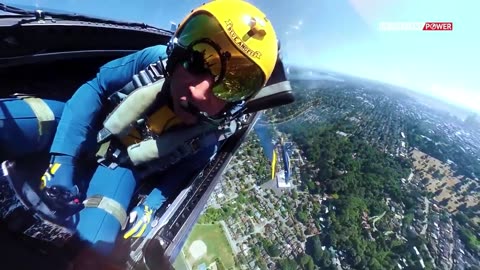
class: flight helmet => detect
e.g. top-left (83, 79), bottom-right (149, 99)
top-left (166, 0), bottom-right (278, 103)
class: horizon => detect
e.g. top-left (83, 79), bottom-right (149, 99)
top-left (263, 0), bottom-right (479, 114)
top-left (286, 64), bottom-right (478, 118)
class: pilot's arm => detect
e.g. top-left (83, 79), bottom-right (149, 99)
top-left (41, 45), bottom-right (167, 191)
top-left (50, 45), bottom-right (167, 157)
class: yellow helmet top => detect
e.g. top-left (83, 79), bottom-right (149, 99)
top-left (171, 0), bottom-right (279, 102)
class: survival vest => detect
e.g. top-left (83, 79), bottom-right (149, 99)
top-left (95, 59), bottom-right (237, 176)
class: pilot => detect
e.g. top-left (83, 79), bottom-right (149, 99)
top-left (0, 0), bottom-right (279, 255)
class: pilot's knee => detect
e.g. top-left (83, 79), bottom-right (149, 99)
top-left (76, 207), bottom-right (121, 255)
top-left (75, 166), bottom-right (137, 254)
top-left (0, 97), bottom-right (64, 158)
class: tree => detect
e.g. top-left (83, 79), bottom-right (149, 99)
top-left (368, 257), bottom-right (382, 269)
top-left (280, 116), bottom-right (416, 267)
top-left (278, 258), bottom-right (297, 270)
top-left (251, 246), bottom-right (261, 258)
top-left (454, 212), bottom-right (471, 225)
top-left (305, 258), bottom-right (315, 270)
top-left (432, 169), bottom-right (442, 179)
top-left (299, 254), bottom-right (314, 270)
top-left (305, 235), bottom-right (333, 267)
top-left (257, 258), bottom-right (268, 270)
top-left (292, 189), bottom-right (299, 200)
top-left (266, 243), bottom-right (281, 257)
top-left (459, 228), bottom-right (480, 253)
top-left (296, 210), bottom-right (309, 224)
top-left (403, 213), bottom-right (414, 226)
top-left (421, 177), bottom-right (430, 185)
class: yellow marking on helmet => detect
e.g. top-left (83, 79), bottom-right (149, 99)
top-left (175, 0), bottom-right (279, 90)
top-left (242, 16), bottom-right (266, 41)
top-left (225, 19), bottom-right (262, 59)
top-left (249, 17), bottom-right (266, 37)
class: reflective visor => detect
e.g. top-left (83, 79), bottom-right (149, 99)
top-left (175, 13), bottom-right (265, 102)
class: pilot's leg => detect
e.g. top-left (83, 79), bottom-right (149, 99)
top-left (121, 143), bottom-right (218, 240)
top-left (0, 97), bottom-right (64, 160)
top-left (74, 143), bottom-right (217, 254)
top-left (75, 164), bottom-right (139, 255)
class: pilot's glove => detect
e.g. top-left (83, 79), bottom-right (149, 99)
top-left (123, 188), bottom-right (163, 239)
top-left (40, 154), bottom-right (83, 216)
top-left (40, 154), bottom-right (76, 189)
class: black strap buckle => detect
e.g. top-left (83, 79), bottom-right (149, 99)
top-left (147, 62), bottom-right (164, 81)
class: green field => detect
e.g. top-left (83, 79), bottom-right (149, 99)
top-left (183, 223), bottom-right (236, 269)
top-left (173, 251), bottom-right (190, 270)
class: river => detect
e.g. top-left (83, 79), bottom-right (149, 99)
top-left (253, 113), bottom-right (275, 162)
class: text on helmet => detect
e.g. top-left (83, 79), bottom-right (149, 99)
top-left (224, 19), bottom-right (262, 59)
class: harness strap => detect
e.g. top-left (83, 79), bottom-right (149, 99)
top-left (172, 132), bottom-right (219, 160)
top-left (133, 131), bottom-right (221, 179)
top-left (18, 96), bottom-right (56, 137)
top-left (97, 59), bottom-right (168, 144)
top-left (95, 57), bottom-right (237, 173)
top-left (115, 59), bottom-right (167, 97)
top-left (83, 195), bottom-right (128, 230)
top-left (127, 122), bottom-right (219, 166)
top-left (98, 78), bottom-right (166, 143)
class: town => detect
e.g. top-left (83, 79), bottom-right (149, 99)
top-left (175, 70), bottom-right (480, 270)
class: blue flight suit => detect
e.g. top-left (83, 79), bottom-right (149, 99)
top-left (0, 45), bottom-right (217, 254)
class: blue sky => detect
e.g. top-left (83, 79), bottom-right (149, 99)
top-left (5, 0), bottom-right (479, 113)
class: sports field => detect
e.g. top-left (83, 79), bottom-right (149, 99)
top-left (173, 251), bottom-right (190, 270)
top-left (183, 223), bottom-right (236, 269)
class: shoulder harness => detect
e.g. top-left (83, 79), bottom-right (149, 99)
top-left (95, 59), bottom-right (238, 174)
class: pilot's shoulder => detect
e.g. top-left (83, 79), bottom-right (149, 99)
top-left (139, 44), bottom-right (168, 62)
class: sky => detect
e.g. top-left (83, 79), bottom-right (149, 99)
top-left (4, 0), bottom-right (480, 113)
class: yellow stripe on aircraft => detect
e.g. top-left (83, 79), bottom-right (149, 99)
top-left (271, 149), bottom-right (277, 180)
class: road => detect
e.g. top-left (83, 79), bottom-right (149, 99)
top-left (371, 211), bottom-right (386, 232)
top-left (420, 197), bottom-right (430, 235)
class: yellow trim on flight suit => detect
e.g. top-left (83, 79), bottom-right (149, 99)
top-left (40, 163), bottom-right (62, 189)
top-left (119, 105), bottom-right (183, 238)
top-left (147, 106), bottom-right (183, 134)
top-left (123, 205), bottom-right (153, 239)
top-left (120, 105), bottom-right (184, 147)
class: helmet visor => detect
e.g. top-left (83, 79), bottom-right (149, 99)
top-left (175, 12), bottom-right (265, 102)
